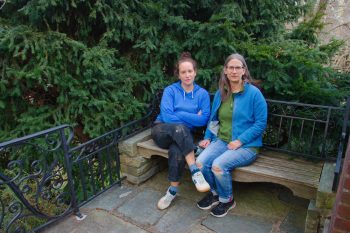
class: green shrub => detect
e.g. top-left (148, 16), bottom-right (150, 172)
top-left (0, 0), bottom-right (348, 143)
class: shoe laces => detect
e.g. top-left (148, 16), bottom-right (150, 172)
top-left (164, 191), bottom-right (175, 202)
top-left (193, 172), bottom-right (206, 184)
top-left (216, 202), bottom-right (226, 209)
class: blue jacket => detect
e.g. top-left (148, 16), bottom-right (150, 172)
top-left (204, 82), bottom-right (267, 147)
top-left (156, 81), bottom-right (211, 129)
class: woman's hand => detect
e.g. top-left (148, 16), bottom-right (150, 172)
top-left (199, 139), bottom-right (211, 148)
top-left (227, 140), bottom-right (242, 150)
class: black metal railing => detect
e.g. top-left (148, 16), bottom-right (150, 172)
top-left (0, 125), bottom-right (77, 233)
top-left (0, 93), bottom-right (348, 232)
top-left (264, 98), bottom-right (349, 161)
top-left (0, 102), bottom-right (156, 233)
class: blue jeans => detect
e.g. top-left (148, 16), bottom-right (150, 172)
top-left (196, 139), bottom-right (257, 202)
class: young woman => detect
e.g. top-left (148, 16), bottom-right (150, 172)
top-left (152, 52), bottom-right (211, 210)
top-left (196, 53), bottom-right (267, 217)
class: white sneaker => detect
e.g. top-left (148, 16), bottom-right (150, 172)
top-left (192, 171), bottom-right (210, 192)
top-left (157, 190), bottom-right (176, 210)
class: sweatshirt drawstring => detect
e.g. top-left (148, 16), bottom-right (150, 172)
top-left (183, 89), bottom-right (194, 100)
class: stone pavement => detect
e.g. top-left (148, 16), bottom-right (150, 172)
top-left (44, 169), bottom-right (309, 233)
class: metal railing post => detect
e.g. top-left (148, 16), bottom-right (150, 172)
top-left (59, 128), bottom-right (83, 219)
top-left (333, 96), bottom-right (350, 191)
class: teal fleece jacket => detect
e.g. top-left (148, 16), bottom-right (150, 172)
top-left (204, 82), bottom-right (267, 147)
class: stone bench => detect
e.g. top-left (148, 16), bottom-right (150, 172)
top-left (137, 138), bottom-right (323, 200)
top-left (119, 128), bottom-right (337, 233)
top-left (118, 96), bottom-right (349, 233)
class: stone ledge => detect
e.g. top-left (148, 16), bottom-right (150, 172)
top-left (304, 200), bottom-right (320, 233)
top-left (121, 159), bottom-right (158, 177)
top-left (122, 164), bottom-right (160, 185)
top-left (316, 162), bottom-right (336, 210)
top-left (119, 128), bottom-right (152, 157)
top-left (120, 154), bottom-right (151, 168)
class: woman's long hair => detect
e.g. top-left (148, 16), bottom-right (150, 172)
top-left (219, 53), bottom-right (253, 101)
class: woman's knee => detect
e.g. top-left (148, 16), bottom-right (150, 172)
top-left (196, 161), bottom-right (203, 169)
top-left (196, 150), bottom-right (216, 170)
top-left (174, 124), bottom-right (191, 137)
top-left (196, 155), bottom-right (208, 169)
top-left (196, 157), bottom-right (215, 171)
top-left (212, 165), bottom-right (223, 175)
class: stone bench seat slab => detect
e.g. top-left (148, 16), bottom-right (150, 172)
top-left (137, 139), bottom-right (324, 200)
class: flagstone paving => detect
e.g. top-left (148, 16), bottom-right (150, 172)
top-left (43, 169), bottom-right (308, 233)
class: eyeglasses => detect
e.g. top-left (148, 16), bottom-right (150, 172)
top-left (227, 66), bottom-right (244, 71)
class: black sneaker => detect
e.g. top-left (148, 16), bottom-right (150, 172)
top-left (197, 193), bottom-right (219, 210)
top-left (210, 200), bottom-right (236, 217)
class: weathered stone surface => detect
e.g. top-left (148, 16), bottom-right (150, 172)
top-left (188, 225), bottom-right (216, 233)
top-left (316, 162), bottom-right (336, 209)
top-left (280, 205), bottom-right (307, 233)
top-left (83, 185), bottom-right (135, 211)
top-left (232, 182), bottom-right (290, 219)
top-left (121, 159), bottom-right (156, 176)
top-left (152, 198), bottom-right (206, 233)
top-left (116, 188), bottom-right (164, 226)
top-left (318, 208), bottom-right (333, 229)
top-left (43, 209), bottom-right (147, 233)
top-left (119, 129), bottom-right (151, 157)
top-left (122, 164), bottom-right (160, 184)
top-left (203, 214), bottom-right (274, 233)
top-left (44, 168), bottom-right (311, 233)
top-left (120, 154), bottom-right (150, 168)
top-left (304, 200), bottom-right (320, 233)
top-left (319, 0), bottom-right (350, 44)
top-left (278, 188), bottom-right (309, 208)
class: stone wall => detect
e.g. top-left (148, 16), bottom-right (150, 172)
top-left (318, 0), bottom-right (350, 71)
top-left (119, 129), bottom-right (165, 184)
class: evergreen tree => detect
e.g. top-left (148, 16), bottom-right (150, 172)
top-left (0, 0), bottom-right (347, 142)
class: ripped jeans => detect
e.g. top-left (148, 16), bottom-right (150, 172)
top-left (196, 138), bottom-right (257, 202)
top-left (151, 123), bottom-right (195, 182)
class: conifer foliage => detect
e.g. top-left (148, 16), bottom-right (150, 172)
top-left (0, 0), bottom-right (347, 141)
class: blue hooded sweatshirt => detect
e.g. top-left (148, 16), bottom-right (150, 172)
top-left (156, 81), bottom-right (211, 129)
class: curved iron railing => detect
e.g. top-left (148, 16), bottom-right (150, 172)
top-left (0, 100), bottom-right (157, 232)
top-left (0, 125), bottom-right (76, 232)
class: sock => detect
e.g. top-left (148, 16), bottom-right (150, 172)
top-left (229, 196), bottom-right (235, 203)
top-left (211, 190), bottom-right (218, 196)
top-left (221, 196), bottom-right (234, 203)
top-left (168, 186), bottom-right (178, 196)
top-left (189, 164), bottom-right (200, 175)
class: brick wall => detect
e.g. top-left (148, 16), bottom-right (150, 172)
top-left (329, 138), bottom-right (350, 233)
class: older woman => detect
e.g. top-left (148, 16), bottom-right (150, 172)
top-left (196, 53), bottom-right (267, 217)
